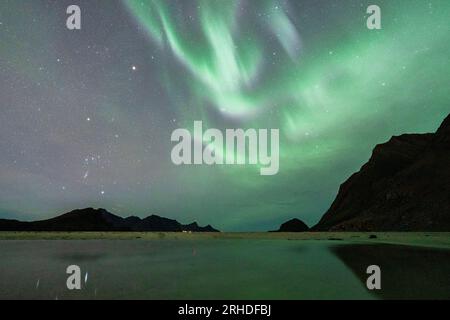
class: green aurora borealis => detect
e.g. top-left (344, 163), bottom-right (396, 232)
top-left (0, 0), bottom-right (449, 230)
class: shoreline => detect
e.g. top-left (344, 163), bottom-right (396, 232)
top-left (0, 231), bottom-right (449, 249)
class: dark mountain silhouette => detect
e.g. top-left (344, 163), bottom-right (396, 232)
top-left (0, 208), bottom-right (220, 232)
top-left (314, 113), bottom-right (450, 231)
top-left (183, 222), bottom-right (218, 232)
top-left (274, 218), bottom-right (309, 232)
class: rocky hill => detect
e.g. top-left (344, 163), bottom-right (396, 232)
top-left (314, 113), bottom-right (450, 231)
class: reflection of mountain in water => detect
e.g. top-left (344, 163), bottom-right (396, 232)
top-left (330, 244), bottom-right (450, 299)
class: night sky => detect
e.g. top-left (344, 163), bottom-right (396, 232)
top-left (0, 0), bottom-right (449, 231)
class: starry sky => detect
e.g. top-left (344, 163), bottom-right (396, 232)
top-left (0, 0), bottom-right (449, 231)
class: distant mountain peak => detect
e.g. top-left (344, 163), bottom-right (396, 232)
top-left (275, 218), bottom-right (309, 232)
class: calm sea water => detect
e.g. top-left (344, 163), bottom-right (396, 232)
top-left (0, 239), bottom-right (449, 300)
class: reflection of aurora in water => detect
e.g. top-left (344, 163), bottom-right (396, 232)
top-left (0, 1), bottom-right (449, 230)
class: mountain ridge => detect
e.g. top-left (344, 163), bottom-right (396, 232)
top-left (0, 207), bottom-right (220, 232)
